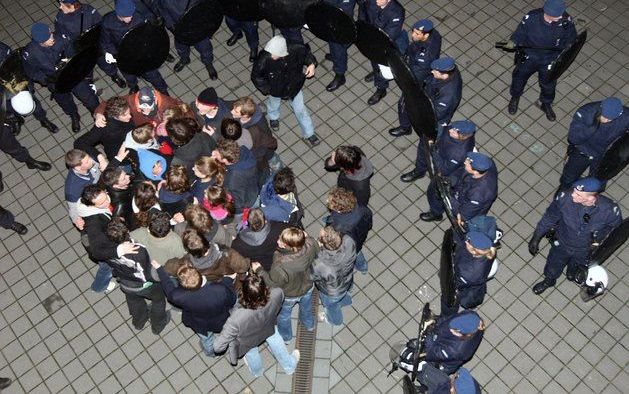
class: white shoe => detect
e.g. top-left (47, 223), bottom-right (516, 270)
top-left (318, 309), bottom-right (328, 324)
top-left (292, 349), bottom-right (300, 364)
top-left (104, 280), bottom-right (118, 294)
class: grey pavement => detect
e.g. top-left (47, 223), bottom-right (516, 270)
top-left (1, 0), bottom-right (628, 393)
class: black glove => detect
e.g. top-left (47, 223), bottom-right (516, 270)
top-left (154, 15), bottom-right (165, 27)
top-left (528, 233), bottom-right (542, 256)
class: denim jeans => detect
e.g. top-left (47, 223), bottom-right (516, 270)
top-left (244, 327), bottom-right (297, 377)
top-left (90, 262), bottom-right (113, 292)
top-left (319, 291), bottom-right (352, 326)
top-left (354, 251), bottom-right (368, 273)
top-left (277, 286), bottom-right (314, 342)
top-left (197, 331), bottom-right (216, 357)
top-left (266, 90), bottom-right (315, 138)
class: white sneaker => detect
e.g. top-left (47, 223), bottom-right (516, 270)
top-left (292, 349), bottom-right (300, 364)
top-left (104, 280), bottom-right (118, 294)
top-left (318, 309), bottom-right (328, 324)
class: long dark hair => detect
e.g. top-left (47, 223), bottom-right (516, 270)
top-left (238, 273), bottom-right (270, 310)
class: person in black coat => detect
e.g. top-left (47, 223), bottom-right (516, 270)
top-left (154, 257), bottom-right (237, 357)
top-left (213, 139), bottom-right (259, 215)
top-left (74, 97), bottom-right (135, 162)
top-left (251, 35), bottom-right (321, 147)
top-left (100, 166), bottom-right (135, 225)
top-left (324, 146), bottom-right (374, 207)
top-left (325, 187), bottom-right (373, 273)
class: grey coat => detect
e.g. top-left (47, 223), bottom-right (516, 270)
top-left (213, 287), bottom-right (284, 365)
top-left (311, 235), bottom-right (357, 297)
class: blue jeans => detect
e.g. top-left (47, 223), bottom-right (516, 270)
top-left (319, 291), bottom-right (352, 326)
top-left (354, 251), bottom-right (368, 273)
top-left (244, 327), bottom-right (297, 377)
top-left (266, 91), bottom-right (314, 138)
top-left (197, 331), bottom-right (216, 357)
top-left (277, 286), bottom-right (314, 341)
top-left (90, 262), bottom-right (113, 292)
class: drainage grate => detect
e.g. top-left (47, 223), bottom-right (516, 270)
top-left (291, 287), bottom-right (320, 394)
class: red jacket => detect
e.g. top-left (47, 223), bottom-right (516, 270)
top-left (94, 91), bottom-right (193, 127)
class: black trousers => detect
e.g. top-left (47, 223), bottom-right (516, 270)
top-left (120, 280), bottom-right (168, 331)
top-left (0, 124), bottom-right (30, 162)
top-left (0, 206), bottom-right (15, 229)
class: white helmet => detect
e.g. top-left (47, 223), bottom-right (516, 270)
top-left (10, 91), bottom-right (35, 116)
top-left (579, 265), bottom-right (609, 302)
top-left (487, 258), bottom-right (499, 279)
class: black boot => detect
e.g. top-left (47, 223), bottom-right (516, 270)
top-left (173, 57), bottom-right (191, 73)
top-left (270, 120), bottom-right (279, 131)
top-left (401, 169), bottom-right (425, 182)
top-left (389, 126), bottom-right (412, 137)
top-left (324, 53), bottom-right (333, 61)
top-left (326, 74), bottom-right (346, 92)
top-left (111, 74), bottom-right (127, 88)
top-left (532, 278), bottom-right (555, 295)
top-left (249, 48), bottom-right (258, 63)
top-left (10, 222), bottom-right (28, 235)
top-left (7, 118), bottom-right (21, 136)
top-left (165, 53), bottom-right (175, 63)
top-left (540, 102), bottom-right (556, 121)
top-left (26, 157), bottom-right (52, 171)
top-left (364, 71), bottom-right (375, 83)
top-left (367, 89), bottom-right (386, 105)
top-left (206, 63), bottom-right (218, 80)
top-left (419, 211), bottom-right (443, 222)
top-left (38, 118), bottom-right (57, 133)
top-left (508, 96), bottom-right (519, 115)
top-left (226, 31), bottom-right (243, 46)
top-left (71, 114), bottom-right (81, 133)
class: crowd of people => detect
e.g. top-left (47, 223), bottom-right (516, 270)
top-left (0, 0), bottom-right (627, 392)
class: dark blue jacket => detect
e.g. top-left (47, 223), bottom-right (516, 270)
top-left (454, 241), bottom-right (493, 309)
top-left (157, 0), bottom-right (201, 30)
top-left (259, 179), bottom-right (296, 223)
top-left (325, 0), bottom-right (356, 16)
top-left (511, 8), bottom-right (577, 63)
top-left (433, 130), bottom-right (475, 177)
top-left (406, 29), bottom-right (441, 82)
top-left (568, 101), bottom-right (629, 161)
top-left (535, 191), bottom-right (622, 252)
top-left (451, 161), bottom-right (498, 221)
top-left (191, 179), bottom-right (213, 203)
top-left (54, 4), bottom-right (102, 43)
top-left (224, 146), bottom-right (259, 213)
top-left (364, 0), bottom-right (405, 45)
top-left (100, 11), bottom-right (147, 55)
top-left (424, 68), bottom-right (462, 126)
top-left (157, 267), bottom-right (237, 334)
top-left (424, 311), bottom-right (484, 374)
top-left (22, 34), bottom-right (73, 84)
top-left (328, 204), bottom-right (373, 252)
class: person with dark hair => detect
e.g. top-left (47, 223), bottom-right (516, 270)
top-left (324, 145), bottom-right (374, 206)
top-left (180, 228), bottom-right (223, 273)
top-left (326, 187), bottom-right (373, 273)
top-left (154, 258), bottom-right (237, 357)
top-left (132, 181), bottom-right (160, 228)
top-left (174, 204), bottom-right (232, 247)
top-left (191, 156), bottom-right (224, 203)
top-left (213, 139), bottom-right (259, 214)
top-left (105, 217), bottom-right (170, 334)
top-left (255, 227), bottom-right (319, 342)
top-left (312, 226), bottom-right (357, 325)
top-left (130, 210), bottom-right (185, 264)
top-left (78, 185), bottom-right (139, 293)
top-left (213, 274), bottom-right (300, 378)
top-left (259, 167), bottom-right (305, 227)
top-left (202, 185), bottom-right (235, 225)
top-left (100, 165), bottom-right (134, 224)
top-left (158, 164), bottom-right (193, 215)
top-left (192, 87), bottom-right (233, 136)
top-left (168, 117), bottom-right (215, 172)
top-left (231, 208), bottom-right (290, 271)
top-left (75, 96), bottom-right (134, 162)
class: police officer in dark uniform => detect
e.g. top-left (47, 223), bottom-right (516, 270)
top-left (421, 151), bottom-right (498, 223)
top-left (0, 42), bottom-right (58, 134)
top-left (418, 365), bottom-right (481, 394)
top-left (441, 231), bottom-right (495, 317)
top-left (157, 0), bottom-right (218, 80)
top-left (323, 0), bottom-right (356, 92)
top-left (422, 120), bottom-right (476, 218)
top-left (401, 57), bottom-right (463, 183)
top-left (421, 311), bottom-right (484, 374)
top-left (22, 23), bottom-right (100, 133)
top-left (55, 0), bottom-right (127, 89)
top-left (225, 18), bottom-right (259, 63)
top-left (506, 0), bottom-right (577, 121)
top-left (101, 0), bottom-right (169, 95)
top-left (529, 177), bottom-right (622, 295)
top-left (0, 206), bottom-right (28, 235)
top-left (559, 97), bottom-right (628, 190)
top-left (362, 0), bottom-right (406, 105)
top-left (389, 19), bottom-right (442, 137)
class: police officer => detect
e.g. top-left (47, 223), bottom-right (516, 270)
top-left (225, 18), bottom-right (259, 63)
top-left (0, 41), bottom-right (58, 134)
top-left (400, 57), bottom-right (463, 183)
top-left (362, 0), bottom-right (406, 105)
top-left (323, 0), bottom-right (356, 92)
top-left (529, 177), bottom-right (622, 295)
top-left (441, 231), bottom-right (496, 317)
top-left (421, 311), bottom-right (484, 374)
top-left (0, 122), bottom-right (52, 192)
top-left (55, 0), bottom-right (127, 89)
top-left (506, 0), bottom-right (577, 121)
top-left (421, 151), bottom-right (498, 224)
top-left (22, 23), bottom-right (100, 133)
top-left (101, 0), bottom-right (169, 95)
top-left (389, 19), bottom-right (442, 137)
top-left (0, 206), bottom-right (28, 235)
top-left (559, 97), bottom-right (628, 190)
top-left (418, 366), bottom-right (481, 394)
top-left (157, 0), bottom-right (218, 80)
